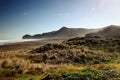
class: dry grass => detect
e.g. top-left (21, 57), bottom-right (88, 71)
top-left (0, 37), bottom-right (120, 79)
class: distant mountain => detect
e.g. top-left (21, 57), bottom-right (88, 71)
top-left (23, 26), bottom-right (100, 39)
top-left (86, 25), bottom-right (120, 38)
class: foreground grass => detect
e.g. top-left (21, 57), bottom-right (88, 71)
top-left (1, 62), bottom-right (120, 80)
top-left (1, 37), bottom-right (120, 80)
top-left (14, 63), bottom-right (120, 80)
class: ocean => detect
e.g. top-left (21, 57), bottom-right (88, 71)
top-left (0, 40), bottom-right (10, 45)
top-left (0, 39), bottom-right (40, 46)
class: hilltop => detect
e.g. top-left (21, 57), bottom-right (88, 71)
top-left (86, 25), bottom-right (120, 38)
top-left (23, 26), bottom-right (99, 39)
top-left (23, 25), bottom-right (120, 39)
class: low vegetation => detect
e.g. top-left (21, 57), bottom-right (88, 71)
top-left (42, 67), bottom-right (120, 80)
top-left (65, 37), bottom-right (120, 52)
top-left (0, 36), bottom-right (120, 80)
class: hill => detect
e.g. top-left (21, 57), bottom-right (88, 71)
top-left (1, 36), bottom-right (120, 79)
top-left (31, 36), bottom-right (120, 64)
top-left (86, 25), bottom-right (120, 38)
top-left (29, 36), bottom-right (120, 79)
top-left (23, 27), bottom-right (99, 39)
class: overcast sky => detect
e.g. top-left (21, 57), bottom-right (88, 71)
top-left (0, 0), bottom-right (120, 39)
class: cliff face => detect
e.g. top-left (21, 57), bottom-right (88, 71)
top-left (23, 26), bottom-right (99, 39)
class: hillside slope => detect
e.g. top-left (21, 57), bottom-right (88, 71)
top-left (23, 27), bottom-right (99, 39)
top-left (86, 25), bottom-right (120, 38)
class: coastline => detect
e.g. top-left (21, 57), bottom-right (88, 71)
top-left (0, 39), bottom-right (64, 52)
top-left (0, 39), bottom-right (43, 52)
top-left (0, 39), bottom-right (41, 45)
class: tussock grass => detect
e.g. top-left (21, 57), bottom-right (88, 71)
top-left (1, 37), bottom-right (120, 79)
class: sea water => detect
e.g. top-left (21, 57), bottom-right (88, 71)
top-left (0, 40), bottom-right (10, 45)
top-left (0, 39), bottom-right (40, 46)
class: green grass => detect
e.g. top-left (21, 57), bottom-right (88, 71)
top-left (41, 67), bottom-right (120, 80)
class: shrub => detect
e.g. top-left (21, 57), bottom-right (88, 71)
top-left (32, 43), bottom-right (69, 53)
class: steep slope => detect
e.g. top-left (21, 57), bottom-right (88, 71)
top-left (86, 25), bottom-right (120, 38)
top-left (23, 26), bottom-right (99, 39)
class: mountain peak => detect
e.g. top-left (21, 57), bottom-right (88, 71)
top-left (57, 27), bottom-right (69, 32)
top-left (86, 25), bottom-right (120, 38)
top-left (23, 26), bottom-right (99, 39)
top-left (106, 25), bottom-right (120, 28)
top-left (103, 25), bottom-right (120, 31)
top-left (60, 26), bottom-right (68, 30)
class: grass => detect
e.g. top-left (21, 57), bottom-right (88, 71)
top-left (0, 36), bottom-right (120, 79)
top-left (41, 66), bottom-right (120, 80)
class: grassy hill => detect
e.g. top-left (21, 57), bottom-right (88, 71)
top-left (31, 37), bottom-right (120, 64)
top-left (0, 36), bottom-right (120, 80)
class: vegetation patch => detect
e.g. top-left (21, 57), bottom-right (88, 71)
top-left (41, 67), bottom-right (120, 80)
top-left (1, 37), bottom-right (120, 79)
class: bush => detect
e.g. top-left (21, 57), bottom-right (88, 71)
top-left (32, 43), bottom-right (69, 53)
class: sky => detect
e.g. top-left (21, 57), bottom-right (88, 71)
top-left (0, 0), bottom-right (120, 39)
